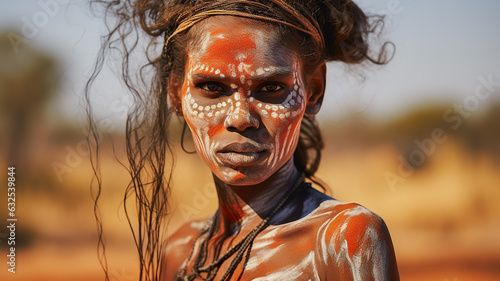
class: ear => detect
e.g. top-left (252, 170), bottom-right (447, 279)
top-left (305, 61), bottom-right (326, 116)
top-left (168, 75), bottom-right (184, 116)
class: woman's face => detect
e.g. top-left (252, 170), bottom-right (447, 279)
top-left (179, 16), bottom-right (313, 186)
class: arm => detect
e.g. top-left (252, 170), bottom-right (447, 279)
top-left (321, 204), bottom-right (400, 281)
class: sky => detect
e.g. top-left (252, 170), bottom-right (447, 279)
top-left (1, 0), bottom-right (500, 124)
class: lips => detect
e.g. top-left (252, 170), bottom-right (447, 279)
top-left (217, 142), bottom-right (269, 166)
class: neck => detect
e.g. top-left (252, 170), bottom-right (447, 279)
top-left (213, 159), bottom-right (300, 234)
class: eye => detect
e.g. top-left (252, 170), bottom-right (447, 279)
top-left (259, 84), bottom-right (283, 93)
top-left (199, 82), bottom-right (225, 92)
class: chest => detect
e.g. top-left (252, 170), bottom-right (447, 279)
top-left (179, 223), bottom-right (327, 281)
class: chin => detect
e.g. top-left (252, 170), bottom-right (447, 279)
top-left (215, 167), bottom-right (270, 186)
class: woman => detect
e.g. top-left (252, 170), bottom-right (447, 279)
top-left (87, 0), bottom-right (399, 280)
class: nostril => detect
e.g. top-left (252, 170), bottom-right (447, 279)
top-left (224, 101), bottom-right (260, 131)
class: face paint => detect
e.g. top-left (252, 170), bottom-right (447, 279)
top-left (180, 17), bottom-right (308, 186)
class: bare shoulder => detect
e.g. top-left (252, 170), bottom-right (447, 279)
top-left (320, 200), bottom-right (387, 234)
top-left (160, 218), bottom-right (208, 280)
top-left (316, 200), bottom-right (400, 280)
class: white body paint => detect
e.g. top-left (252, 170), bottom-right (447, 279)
top-left (171, 199), bottom-right (394, 280)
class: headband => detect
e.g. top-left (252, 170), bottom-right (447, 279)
top-left (163, 0), bottom-right (325, 51)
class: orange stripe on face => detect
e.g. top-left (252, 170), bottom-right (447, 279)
top-left (207, 124), bottom-right (224, 138)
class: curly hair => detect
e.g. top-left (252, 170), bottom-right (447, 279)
top-left (85, 0), bottom-right (392, 280)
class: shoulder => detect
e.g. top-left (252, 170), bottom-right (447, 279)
top-left (164, 218), bottom-right (206, 254)
top-left (320, 201), bottom-right (386, 239)
top-left (160, 218), bottom-right (207, 280)
top-left (316, 201), bottom-right (400, 280)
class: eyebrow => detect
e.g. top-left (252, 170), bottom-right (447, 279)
top-left (190, 66), bottom-right (293, 81)
top-left (252, 67), bottom-right (293, 80)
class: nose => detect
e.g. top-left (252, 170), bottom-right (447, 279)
top-left (224, 92), bottom-right (259, 131)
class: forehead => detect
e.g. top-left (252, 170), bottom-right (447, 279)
top-left (187, 16), bottom-right (295, 68)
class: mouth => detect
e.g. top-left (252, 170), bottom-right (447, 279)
top-left (217, 143), bottom-right (268, 167)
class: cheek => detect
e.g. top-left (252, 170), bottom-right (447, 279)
top-left (182, 87), bottom-right (228, 166)
top-left (257, 71), bottom-right (306, 167)
top-left (258, 71), bottom-right (306, 138)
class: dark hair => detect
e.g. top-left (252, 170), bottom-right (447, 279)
top-left (86, 0), bottom-right (392, 280)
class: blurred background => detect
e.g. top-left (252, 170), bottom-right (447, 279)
top-left (0, 0), bottom-right (499, 280)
